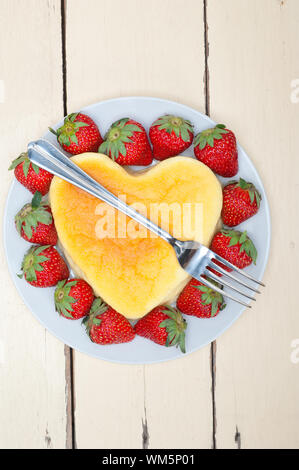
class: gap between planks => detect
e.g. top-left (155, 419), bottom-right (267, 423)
top-left (203, 0), bottom-right (217, 450)
top-left (204, 1), bottom-right (242, 449)
top-left (60, 0), bottom-right (76, 450)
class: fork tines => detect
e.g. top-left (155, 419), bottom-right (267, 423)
top-left (200, 252), bottom-right (265, 308)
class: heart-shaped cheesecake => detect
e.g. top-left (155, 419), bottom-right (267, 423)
top-left (50, 154), bottom-right (222, 319)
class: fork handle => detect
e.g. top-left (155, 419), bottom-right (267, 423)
top-left (27, 139), bottom-right (173, 243)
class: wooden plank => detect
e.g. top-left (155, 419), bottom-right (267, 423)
top-left (143, 346), bottom-right (213, 449)
top-left (0, 0), bottom-right (68, 448)
top-left (66, 0), bottom-right (213, 448)
top-left (208, 0), bottom-right (299, 448)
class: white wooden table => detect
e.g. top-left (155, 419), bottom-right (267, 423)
top-left (1, 0), bottom-right (299, 449)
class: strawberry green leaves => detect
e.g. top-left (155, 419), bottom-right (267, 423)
top-left (20, 245), bottom-right (50, 282)
top-left (238, 231), bottom-right (258, 264)
top-left (160, 306), bottom-right (187, 353)
top-left (152, 115), bottom-right (193, 143)
top-left (15, 192), bottom-right (52, 239)
top-left (49, 112), bottom-right (90, 147)
top-left (98, 118), bottom-right (142, 160)
top-left (89, 297), bottom-right (108, 316)
top-left (31, 190), bottom-right (42, 208)
top-left (9, 152), bottom-right (40, 177)
top-left (82, 297), bottom-right (108, 335)
top-left (238, 177), bottom-right (262, 208)
top-left (194, 124), bottom-right (228, 149)
top-left (221, 229), bottom-right (257, 264)
top-left (227, 178), bottom-right (262, 208)
top-left (194, 281), bottom-right (225, 317)
top-left (54, 279), bottom-right (78, 318)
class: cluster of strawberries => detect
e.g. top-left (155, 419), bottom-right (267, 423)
top-left (8, 159), bottom-right (135, 344)
top-left (9, 110), bottom-right (261, 353)
top-left (48, 112), bottom-right (238, 176)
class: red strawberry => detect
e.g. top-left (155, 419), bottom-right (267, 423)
top-left (194, 124), bottom-right (238, 177)
top-left (19, 245), bottom-right (69, 287)
top-left (15, 191), bottom-right (57, 245)
top-left (82, 298), bottom-right (135, 344)
top-left (49, 112), bottom-right (103, 155)
top-left (54, 279), bottom-right (94, 320)
top-left (177, 277), bottom-right (226, 318)
top-left (149, 115), bottom-right (194, 160)
top-left (222, 178), bottom-right (262, 226)
top-left (210, 230), bottom-right (257, 276)
top-left (135, 306), bottom-right (187, 353)
top-left (9, 152), bottom-right (53, 195)
top-left (99, 118), bottom-right (153, 166)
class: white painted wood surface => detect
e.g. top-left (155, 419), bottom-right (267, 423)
top-left (208, 0), bottom-right (299, 449)
top-left (0, 0), bottom-right (68, 449)
top-left (1, 0), bottom-right (299, 449)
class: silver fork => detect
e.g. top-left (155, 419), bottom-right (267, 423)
top-left (27, 139), bottom-right (264, 308)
